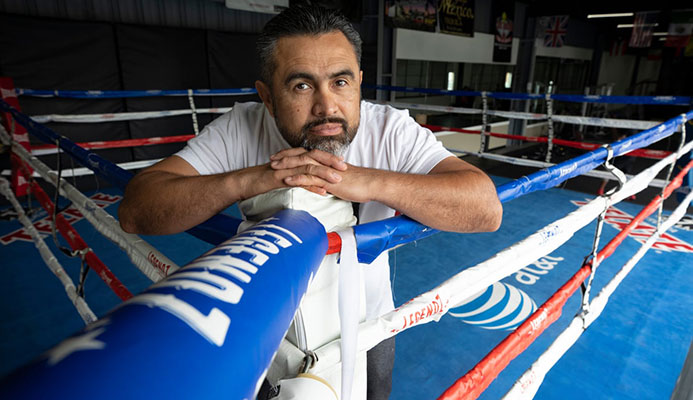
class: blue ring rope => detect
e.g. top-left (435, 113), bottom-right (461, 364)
top-left (17, 85), bottom-right (692, 106)
top-left (0, 209), bottom-right (327, 400)
top-left (364, 84), bottom-right (692, 106)
top-left (1, 98), bottom-right (690, 263)
top-left (17, 88), bottom-right (258, 98)
top-left (0, 99), bottom-right (239, 245)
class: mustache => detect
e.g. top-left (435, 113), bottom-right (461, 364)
top-left (302, 117), bottom-right (348, 132)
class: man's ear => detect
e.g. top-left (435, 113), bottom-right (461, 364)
top-left (255, 80), bottom-right (274, 117)
top-left (359, 70), bottom-right (363, 84)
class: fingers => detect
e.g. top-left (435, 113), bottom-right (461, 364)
top-left (302, 186), bottom-right (328, 196)
top-left (270, 148), bottom-right (308, 160)
top-left (283, 164), bottom-right (343, 185)
top-left (267, 148), bottom-right (349, 196)
top-left (271, 148), bottom-right (348, 171)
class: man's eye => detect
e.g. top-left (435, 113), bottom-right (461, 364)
top-left (295, 83), bottom-right (310, 90)
top-left (335, 79), bottom-right (348, 87)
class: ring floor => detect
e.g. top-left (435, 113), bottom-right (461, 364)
top-left (1, 175), bottom-right (692, 399)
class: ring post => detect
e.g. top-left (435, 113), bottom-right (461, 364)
top-left (0, 209), bottom-right (328, 400)
top-left (0, 77), bottom-right (32, 197)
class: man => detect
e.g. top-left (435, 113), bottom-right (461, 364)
top-left (119, 5), bottom-right (502, 399)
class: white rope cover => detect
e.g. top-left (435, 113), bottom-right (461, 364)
top-left (0, 126), bottom-right (177, 282)
top-left (31, 107), bottom-right (232, 124)
top-left (369, 100), bottom-right (482, 115)
top-left (485, 109), bottom-right (548, 121)
top-left (551, 114), bottom-right (661, 130)
top-left (3, 159), bottom-right (162, 176)
top-left (504, 188), bottom-right (693, 399)
top-left (0, 177), bottom-right (97, 324)
top-left (313, 138), bottom-right (693, 367)
top-left (374, 101), bottom-right (661, 130)
top-left (445, 149), bottom-right (669, 188)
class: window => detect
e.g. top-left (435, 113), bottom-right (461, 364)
top-left (395, 60), bottom-right (456, 98)
top-left (533, 57), bottom-right (590, 94)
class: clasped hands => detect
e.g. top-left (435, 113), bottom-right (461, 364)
top-left (265, 147), bottom-right (374, 203)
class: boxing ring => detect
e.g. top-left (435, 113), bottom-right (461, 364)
top-left (1, 79), bottom-right (692, 399)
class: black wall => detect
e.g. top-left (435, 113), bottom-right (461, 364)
top-left (0, 12), bottom-right (262, 169)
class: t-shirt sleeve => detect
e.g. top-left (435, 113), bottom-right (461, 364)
top-left (389, 111), bottom-right (454, 174)
top-left (174, 111), bottom-right (237, 175)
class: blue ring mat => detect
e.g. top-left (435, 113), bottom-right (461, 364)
top-left (1, 175), bottom-right (692, 399)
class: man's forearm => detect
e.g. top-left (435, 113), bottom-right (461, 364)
top-left (368, 168), bottom-right (502, 232)
top-left (118, 170), bottom-right (245, 235)
top-left (119, 150), bottom-right (348, 236)
top-left (314, 156), bottom-right (502, 233)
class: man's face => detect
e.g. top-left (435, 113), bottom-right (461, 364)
top-left (257, 31), bottom-right (362, 156)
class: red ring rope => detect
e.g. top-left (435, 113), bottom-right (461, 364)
top-left (438, 159), bottom-right (693, 400)
top-left (423, 124), bottom-right (670, 159)
top-left (31, 134), bottom-right (194, 152)
top-left (18, 159), bottom-right (132, 301)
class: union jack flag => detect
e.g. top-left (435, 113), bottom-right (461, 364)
top-left (542, 15), bottom-right (568, 48)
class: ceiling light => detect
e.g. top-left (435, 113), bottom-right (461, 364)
top-left (587, 13), bottom-right (634, 19)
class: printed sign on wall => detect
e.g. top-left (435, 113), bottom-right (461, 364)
top-left (492, 0), bottom-right (514, 63)
top-left (385, 0), bottom-right (438, 32)
top-left (438, 0), bottom-right (475, 37)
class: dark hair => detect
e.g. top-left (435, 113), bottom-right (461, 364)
top-left (256, 5), bottom-right (362, 85)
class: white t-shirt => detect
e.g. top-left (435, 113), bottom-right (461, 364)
top-left (175, 100), bottom-right (453, 318)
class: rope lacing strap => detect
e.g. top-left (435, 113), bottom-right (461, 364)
top-left (579, 144), bottom-right (625, 320)
top-left (187, 89), bottom-right (200, 136)
top-left (656, 114), bottom-right (688, 229)
top-left (75, 247), bottom-right (92, 298)
top-left (600, 143), bottom-right (627, 196)
top-left (49, 139), bottom-right (91, 265)
top-left (579, 204), bottom-right (607, 322)
top-left (24, 137), bottom-right (94, 298)
top-left (545, 93), bottom-right (555, 163)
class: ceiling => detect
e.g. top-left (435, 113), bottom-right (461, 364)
top-left (523, 0), bottom-right (692, 19)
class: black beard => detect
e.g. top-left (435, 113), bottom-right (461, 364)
top-left (276, 116), bottom-right (358, 157)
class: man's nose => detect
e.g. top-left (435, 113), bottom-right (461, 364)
top-left (312, 86), bottom-right (338, 117)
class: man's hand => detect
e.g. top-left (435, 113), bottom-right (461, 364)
top-left (269, 148), bottom-right (349, 196)
top-left (269, 150), bottom-right (502, 233)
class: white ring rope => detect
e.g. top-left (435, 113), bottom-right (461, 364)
top-left (504, 188), bottom-right (693, 400)
top-left (31, 107), bottom-right (232, 124)
top-left (27, 102), bottom-right (661, 132)
top-left (311, 137), bottom-right (693, 369)
top-left (6, 147), bottom-right (669, 189)
top-left (445, 148), bottom-right (670, 188)
top-left (5, 84), bottom-right (692, 400)
top-left (486, 109), bottom-right (548, 121)
top-left (373, 100), bottom-right (483, 115)
top-left (2, 159), bottom-right (162, 178)
top-left (550, 114), bottom-right (661, 130)
top-left (0, 177), bottom-right (97, 324)
top-left (379, 101), bottom-right (662, 130)
top-left (0, 126), bottom-right (177, 282)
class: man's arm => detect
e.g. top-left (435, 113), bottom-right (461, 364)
top-left (361, 156), bottom-right (503, 232)
top-left (118, 153), bottom-right (347, 235)
top-left (271, 150), bottom-right (502, 233)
